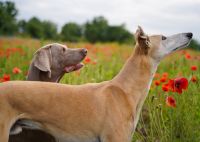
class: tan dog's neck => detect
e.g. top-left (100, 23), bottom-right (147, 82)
top-left (112, 46), bottom-right (158, 129)
top-left (113, 48), bottom-right (157, 97)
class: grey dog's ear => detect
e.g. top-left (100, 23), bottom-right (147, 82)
top-left (33, 46), bottom-right (52, 78)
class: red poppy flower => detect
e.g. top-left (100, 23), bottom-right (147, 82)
top-left (185, 53), bottom-right (191, 59)
top-left (191, 76), bottom-right (197, 83)
top-left (13, 67), bottom-right (22, 74)
top-left (166, 96), bottom-right (176, 108)
top-left (191, 65), bottom-right (197, 71)
top-left (162, 84), bottom-right (169, 92)
top-left (3, 74), bottom-right (10, 82)
top-left (160, 76), bottom-right (167, 83)
top-left (154, 80), bottom-right (160, 86)
top-left (0, 78), bottom-right (4, 82)
top-left (169, 77), bottom-right (188, 94)
top-left (162, 72), bottom-right (168, 78)
top-left (84, 57), bottom-right (91, 63)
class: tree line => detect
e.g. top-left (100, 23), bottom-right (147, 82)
top-left (0, 1), bottom-right (133, 43)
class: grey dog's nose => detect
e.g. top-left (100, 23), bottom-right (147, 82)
top-left (186, 33), bottom-right (193, 39)
top-left (81, 48), bottom-right (88, 56)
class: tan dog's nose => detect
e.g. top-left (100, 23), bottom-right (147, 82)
top-left (186, 33), bottom-right (193, 39)
top-left (81, 48), bottom-right (88, 56)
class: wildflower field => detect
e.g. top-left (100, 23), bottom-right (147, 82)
top-left (0, 37), bottom-right (200, 142)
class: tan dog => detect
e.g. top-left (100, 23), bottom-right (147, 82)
top-left (0, 27), bottom-right (192, 142)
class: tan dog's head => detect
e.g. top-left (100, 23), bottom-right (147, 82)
top-left (134, 26), bottom-right (193, 62)
top-left (33, 43), bottom-right (87, 78)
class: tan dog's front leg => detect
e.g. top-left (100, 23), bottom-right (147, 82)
top-left (0, 120), bottom-right (12, 142)
top-left (0, 100), bottom-right (18, 142)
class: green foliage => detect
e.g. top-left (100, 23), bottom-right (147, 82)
top-left (133, 53), bottom-right (200, 142)
top-left (106, 25), bottom-right (133, 43)
top-left (42, 20), bottom-right (57, 40)
top-left (61, 23), bottom-right (82, 42)
top-left (189, 39), bottom-right (200, 50)
top-left (21, 18), bottom-right (58, 40)
top-left (84, 16), bottom-right (109, 43)
top-left (17, 19), bottom-right (26, 34)
top-left (84, 16), bottom-right (133, 43)
top-left (26, 17), bottom-right (43, 39)
top-left (0, 1), bottom-right (18, 35)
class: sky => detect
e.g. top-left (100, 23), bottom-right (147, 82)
top-left (6, 0), bottom-right (200, 41)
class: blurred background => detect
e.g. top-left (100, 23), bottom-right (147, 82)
top-left (1, 1), bottom-right (200, 142)
top-left (0, 0), bottom-right (200, 49)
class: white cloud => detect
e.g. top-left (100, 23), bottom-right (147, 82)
top-left (8, 0), bottom-right (200, 41)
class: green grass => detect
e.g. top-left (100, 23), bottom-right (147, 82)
top-left (0, 37), bottom-right (200, 142)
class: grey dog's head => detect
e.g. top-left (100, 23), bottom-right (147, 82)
top-left (30, 43), bottom-right (87, 82)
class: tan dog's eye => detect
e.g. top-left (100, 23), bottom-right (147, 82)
top-left (162, 36), bottom-right (167, 40)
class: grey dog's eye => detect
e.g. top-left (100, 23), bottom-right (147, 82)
top-left (63, 48), bottom-right (66, 52)
top-left (162, 36), bottom-right (167, 40)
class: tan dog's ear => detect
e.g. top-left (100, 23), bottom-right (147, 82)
top-left (33, 46), bottom-right (51, 78)
top-left (134, 26), bottom-right (150, 54)
top-left (135, 26), bottom-right (148, 41)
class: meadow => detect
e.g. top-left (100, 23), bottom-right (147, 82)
top-left (0, 37), bottom-right (200, 142)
